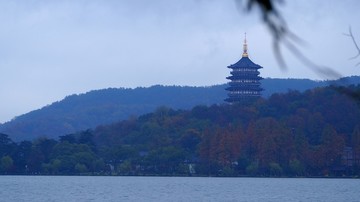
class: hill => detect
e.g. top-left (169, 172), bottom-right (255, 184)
top-left (1, 84), bottom-right (360, 176)
top-left (1, 76), bottom-right (360, 141)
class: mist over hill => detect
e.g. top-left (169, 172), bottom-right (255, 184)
top-left (1, 76), bottom-right (359, 141)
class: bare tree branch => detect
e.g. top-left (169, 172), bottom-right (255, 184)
top-left (282, 38), bottom-right (341, 79)
top-left (344, 26), bottom-right (360, 65)
top-left (235, 0), bottom-right (341, 79)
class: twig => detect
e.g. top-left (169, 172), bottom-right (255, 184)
top-left (344, 26), bottom-right (360, 63)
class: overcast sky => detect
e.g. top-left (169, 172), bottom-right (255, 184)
top-left (0, 0), bottom-right (359, 123)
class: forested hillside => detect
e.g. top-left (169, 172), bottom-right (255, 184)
top-left (1, 76), bottom-right (359, 141)
top-left (1, 85), bottom-right (226, 141)
top-left (1, 85), bottom-right (360, 177)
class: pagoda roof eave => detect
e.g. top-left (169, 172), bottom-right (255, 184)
top-left (228, 56), bottom-right (263, 69)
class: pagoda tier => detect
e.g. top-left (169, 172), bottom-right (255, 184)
top-left (225, 35), bottom-right (263, 103)
top-left (226, 85), bottom-right (263, 91)
top-left (226, 75), bottom-right (262, 80)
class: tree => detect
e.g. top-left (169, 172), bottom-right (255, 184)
top-left (75, 163), bottom-right (88, 174)
top-left (0, 155), bottom-right (14, 173)
top-left (13, 141), bottom-right (32, 173)
top-left (352, 125), bottom-right (360, 169)
top-left (179, 129), bottom-right (201, 153)
top-left (289, 159), bottom-right (305, 176)
top-left (253, 118), bottom-right (291, 169)
top-left (0, 133), bottom-right (15, 157)
top-left (50, 141), bottom-right (101, 174)
top-left (27, 138), bottom-right (57, 173)
top-left (145, 146), bottom-right (185, 174)
top-left (213, 128), bottom-right (242, 167)
top-left (118, 160), bottom-right (132, 174)
top-left (318, 125), bottom-right (345, 175)
top-left (0, 133), bottom-right (12, 145)
top-left (269, 162), bottom-right (283, 176)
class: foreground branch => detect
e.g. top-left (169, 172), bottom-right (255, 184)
top-left (235, 0), bottom-right (341, 79)
top-left (344, 26), bottom-right (360, 66)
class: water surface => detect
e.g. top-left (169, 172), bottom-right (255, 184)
top-left (0, 176), bottom-right (359, 201)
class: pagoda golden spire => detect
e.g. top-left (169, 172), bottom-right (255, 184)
top-left (242, 32), bottom-right (248, 57)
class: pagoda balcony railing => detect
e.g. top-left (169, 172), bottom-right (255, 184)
top-left (226, 78), bottom-right (262, 82)
top-left (226, 84), bottom-right (263, 88)
top-left (230, 68), bottom-right (258, 72)
top-left (228, 90), bottom-right (260, 96)
top-left (226, 86), bottom-right (262, 91)
top-left (229, 72), bottom-right (260, 76)
top-left (226, 86), bottom-right (263, 91)
top-left (228, 92), bottom-right (261, 98)
top-left (226, 83), bottom-right (262, 87)
top-left (227, 75), bottom-right (262, 80)
top-left (229, 78), bottom-right (261, 84)
top-left (227, 91), bottom-right (262, 95)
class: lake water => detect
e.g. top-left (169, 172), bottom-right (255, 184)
top-left (0, 176), bottom-right (359, 202)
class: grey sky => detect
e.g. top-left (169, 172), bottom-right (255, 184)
top-left (0, 0), bottom-right (359, 123)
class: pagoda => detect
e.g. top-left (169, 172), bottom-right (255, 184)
top-left (225, 34), bottom-right (263, 103)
